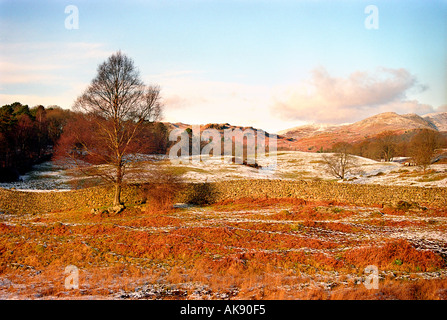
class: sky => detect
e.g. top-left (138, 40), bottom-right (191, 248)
top-left (0, 0), bottom-right (446, 133)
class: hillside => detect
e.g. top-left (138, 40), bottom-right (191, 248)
top-left (278, 111), bottom-right (447, 151)
top-left (423, 112), bottom-right (447, 131)
top-left (162, 121), bottom-right (294, 150)
top-left (3, 150), bottom-right (446, 191)
top-left (277, 123), bottom-right (342, 140)
top-left (161, 112), bottom-right (447, 153)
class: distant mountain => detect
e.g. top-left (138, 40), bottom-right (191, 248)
top-left (345, 112), bottom-right (435, 135)
top-left (163, 122), bottom-right (191, 132)
top-left (277, 123), bottom-right (342, 140)
top-left (423, 112), bottom-right (447, 132)
top-left (162, 121), bottom-right (285, 148)
top-left (162, 111), bottom-right (447, 153)
top-left (164, 122), bottom-right (270, 135)
top-left (278, 111), bottom-right (447, 152)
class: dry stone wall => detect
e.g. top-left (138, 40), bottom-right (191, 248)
top-left (0, 179), bottom-right (446, 214)
top-left (0, 185), bottom-right (143, 214)
top-left (179, 180), bottom-right (447, 208)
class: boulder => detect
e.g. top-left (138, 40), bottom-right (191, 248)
top-left (107, 204), bottom-right (125, 215)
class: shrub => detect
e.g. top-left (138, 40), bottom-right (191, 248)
top-left (141, 166), bottom-right (184, 211)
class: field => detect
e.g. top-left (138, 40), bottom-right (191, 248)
top-left (1, 151), bottom-right (446, 300)
top-left (1, 194), bottom-right (447, 300)
top-left (136, 152), bottom-right (447, 188)
top-left (2, 151), bottom-right (447, 191)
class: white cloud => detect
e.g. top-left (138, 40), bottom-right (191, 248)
top-left (0, 42), bottom-right (113, 108)
top-left (147, 72), bottom-right (277, 128)
top-left (0, 42), bottom-right (112, 85)
top-left (0, 93), bottom-right (69, 108)
top-left (270, 67), bottom-right (433, 124)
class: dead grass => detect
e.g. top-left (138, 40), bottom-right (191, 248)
top-left (343, 239), bottom-right (445, 272)
top-left (1, 196), bottom-right (446, 300)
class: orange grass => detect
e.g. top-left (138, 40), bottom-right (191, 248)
top-left (343, 239), bottom-right (445, 272)
top-left (1, 198), bottom-right (446, 300)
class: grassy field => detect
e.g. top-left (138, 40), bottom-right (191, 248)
top-left (1, 196), bottom-right (446, 300)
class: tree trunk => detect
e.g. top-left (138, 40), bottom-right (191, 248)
top-left (113, 182), bottom-right (121, 206)
top-left (113, 165), bottom-right (123, 206)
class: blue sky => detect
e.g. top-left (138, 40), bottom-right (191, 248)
top-left (0, 0), bottom-right (446, 132)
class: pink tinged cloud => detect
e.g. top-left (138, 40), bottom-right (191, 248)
top-left (271, 67), bottom-right (434, 124)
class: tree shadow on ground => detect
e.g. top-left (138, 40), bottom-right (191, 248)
top-left (183, 182), bottom-right (218, 206)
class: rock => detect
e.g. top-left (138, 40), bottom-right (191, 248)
top-left (107, 204), bottom-right (125, 215)
top-left (91, 207), bottom-right (109, 216)
top-left (395, 200), bottom-right (419, 210)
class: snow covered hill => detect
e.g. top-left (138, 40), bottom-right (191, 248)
top-left (423, 112), bottom-right (447, 132)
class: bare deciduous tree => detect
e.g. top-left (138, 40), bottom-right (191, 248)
top-left (376, 131), bottom-right (397, 162)
top-left (322, 142), bottom-right (358, 179)
top-left (57, 51), bottom-right (162, 206)
top-left (409, 129), bottom-right (443, 173)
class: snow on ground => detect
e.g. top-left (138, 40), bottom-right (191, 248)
top-left (0, 161), bottom-right (72, 191)
top-left (1, 151), bottom-right (446, 191)
top-left (159, 151), bottom-right (447, 188)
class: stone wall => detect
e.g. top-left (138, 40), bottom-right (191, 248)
top-left (0, 185), bottom-right (144, 214)
top-left (179, 180), bottom-right (447, 208)
top-left (0, 180), bottom-right (446, 214)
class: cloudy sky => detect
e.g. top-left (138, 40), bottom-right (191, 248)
top-left (1, 0), bottom-right (446, 132)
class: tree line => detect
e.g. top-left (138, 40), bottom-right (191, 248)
top-left (0, 100), bottom-right (170, 183)
top-left (323, 129), bottom-right (447, 179)
top-left (348, 130), bottom-right (446, 164)
top-left (0, 103), bottom-right (73, 181)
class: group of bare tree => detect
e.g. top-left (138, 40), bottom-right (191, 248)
top-left (408, 129), bottom-right (444, 172)
top-left (322, 129), bottom-right (445, 179)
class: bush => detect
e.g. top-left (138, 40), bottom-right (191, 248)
top-left (141, 167), bottom-right (184, 211)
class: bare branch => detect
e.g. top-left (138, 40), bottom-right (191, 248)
top-left (62, 51), bottom-right (164, 205)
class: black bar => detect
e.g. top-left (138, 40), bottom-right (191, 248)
top-left (1, 300), bottom-right (446, 319)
